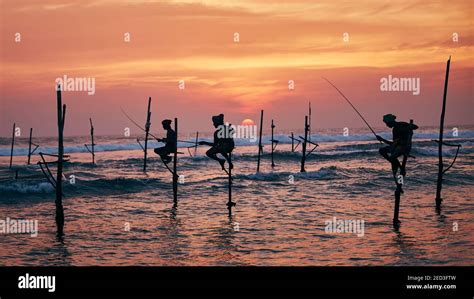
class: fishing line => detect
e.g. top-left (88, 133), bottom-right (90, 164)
top-left (120, 107), bottom-right (161, 141)
top-left (322, 77), bottom-right (381, 143)
top-left (121, 107), bottom-right (204, 146)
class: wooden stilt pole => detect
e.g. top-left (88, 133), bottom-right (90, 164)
top-left (143, 97), bottom-right (152, 172)
top-left (27, 129), bottom-right (39, 165)
top-left (393, 187), bottom-right (401, 227)
top-left (173, 118), bottom-right (178, 204)
top-left (290, 132), bottom-right (301, 152)
top-left (271, 119), bottom-right (275, 167)
top-left (308, 101), bottom-right (312, 143)
top-left (56, 85), bottom-right (66, 236)
top-left (9, 123), bottom-right (15, 169)
top-left (27, 128), bottom-right (33, 165)
top-left (300, 116), bottom-right (308, 172)
top-left (90, 118), bottom-right (95, 165)
top-left (291, 132), bottom-right (295, 152)
top-left (194, 132), bottom-right (199, 157)
top-left (435, 57), bottom-right (451, 210)
top-left (256, 110), bottom-right (264, 173)
top-left (227, 153), bottom-right (234, 216)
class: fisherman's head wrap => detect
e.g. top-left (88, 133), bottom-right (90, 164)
top-left (212, 114), bottom-right (224, 125)
top-left (383, 114), bottom-right (396, 123)
top-left (162, 119), bottom-right (172, 126)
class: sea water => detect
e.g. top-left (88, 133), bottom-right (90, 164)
top-left (0, 126), bottom-right (473, 265)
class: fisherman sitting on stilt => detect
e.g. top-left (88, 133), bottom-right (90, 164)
top-left (199, 114), bottom-right (235, 171)
top-left (154, 119), bottom-right (177, 164)
top-left (376, 114), bottom-right (418, 180)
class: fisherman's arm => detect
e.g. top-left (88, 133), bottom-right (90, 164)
top-left (376, 135), bottom-right (392, 144)
top-left (199, 131), bottom-right (218, 146)
top-left (160, 131), bottom-right (177, 143)
top-left (157, 137), bottom-right (171, 143)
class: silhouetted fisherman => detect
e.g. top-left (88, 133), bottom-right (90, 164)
top-left (199, 114), bottom-right (235, 170)
top-left (154, 119), bottom-right (177, 164)
top-left (376, 114), bottom-right (418, 177)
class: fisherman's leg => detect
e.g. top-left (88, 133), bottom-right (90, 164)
top-left (378, 146), bottom-right (392, 161)
top-left (391, 150), bottom-right (406, 193)
top-left (162, 152), bottom-right (172, 164)
top-left (206, 147), bottom-right (226, 167)
top-left (220, 152), bottom-right (233, 170)
top-left (400, 155), bottom-right (408, 176)
top-left (379, 145), bottom-right (401, 174)
top-left (218, 143), bottom-right (234, 170)
top-left (155, 147), bottom-right (171, 164)
top-left (155, 147), bottom-right (166, 159)
top-left (163, 146), bottom-right (175, 164)
top-left (388, 150), bottom-right (404, 176)
top-left (154, 147), bottom-right (163, 155)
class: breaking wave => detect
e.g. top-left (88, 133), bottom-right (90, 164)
top-left (2, 130), bottom-right (473, 157)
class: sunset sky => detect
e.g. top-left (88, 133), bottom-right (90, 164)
top-left (1, 0), bottom-right (473, 136)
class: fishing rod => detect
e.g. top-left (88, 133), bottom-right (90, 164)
top-left (322, 77), bottom-right (381, 143)
top-left (179, 140), bottom-right (200, 144)
top-left (120, 107), bottom-right (161, 141)
top-left (121, 108), bottom-right (206, 145)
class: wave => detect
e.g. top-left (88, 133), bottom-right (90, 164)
top-left (2, 163), bottom-right (471, 202)
top-left (234, 166), bottom-right (348, 181)
top-left (0, 181), bottom-right (54, 195)
top-left (234, 150), bottom-right (376, 161)
top-left (2, 130), bottom-right (473, 157)
top-left (0, 143), bottom-right (147, 157)
top-left (73, 177), bottom-right (168, 190)
top-left (232, 131), bottom-right (474, 145)
top-left (17, 143), bottom-right (468, 170)
top-left (0, 166), bottom-right (345, 197)
top-left (0, 176), bottom-right (171, 201)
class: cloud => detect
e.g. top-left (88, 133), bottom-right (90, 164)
top-left (1, 0), bottom-right (472, 136)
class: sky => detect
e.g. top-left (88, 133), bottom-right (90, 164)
top-left (1, 0), bottom-right (473, 137)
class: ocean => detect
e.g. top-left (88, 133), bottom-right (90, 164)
top-left (0, 126), bottom-right (473, 266)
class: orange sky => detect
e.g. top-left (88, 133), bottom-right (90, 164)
top-left (1, 0), bottom-right (473, 136)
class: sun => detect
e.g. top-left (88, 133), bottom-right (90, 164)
top-left (241, 118), bottom-right (254, 126)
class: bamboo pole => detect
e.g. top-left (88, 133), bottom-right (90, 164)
top-left (308, 101), bottom-right (312, 142)
top-left (9, 123), bottom-right (15, 169)
top-left (56, 85), bottom-right (65, 236)
top-left (256, 110), bottom-right (264, 173)
top-left (300, 116), bottom-right (308, 172)
top-left (27, 129), bottom-right (39, 165)
top-left (435, 57), bottom-right (451, 210)
top-left (393, 189), bottom-right (401, 227)
top-left (90, 118), bottom-right (95, 165)
top-left (194, 132), bottom-right (199, 156)
top-left (27, 128), bottom-right (33, 165)
top-left (291, 132), bottom-right (295, 152)
top-left (271, 119), bottom-right (275, 167)
top-left (227, 153), bottom-right (234, 216)
top-left (39, 153), bottom-right (57, 189)
top-left (173, 118), bottom-right (178, 203)
top-left (143, 97), bottom-right (152, 172)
